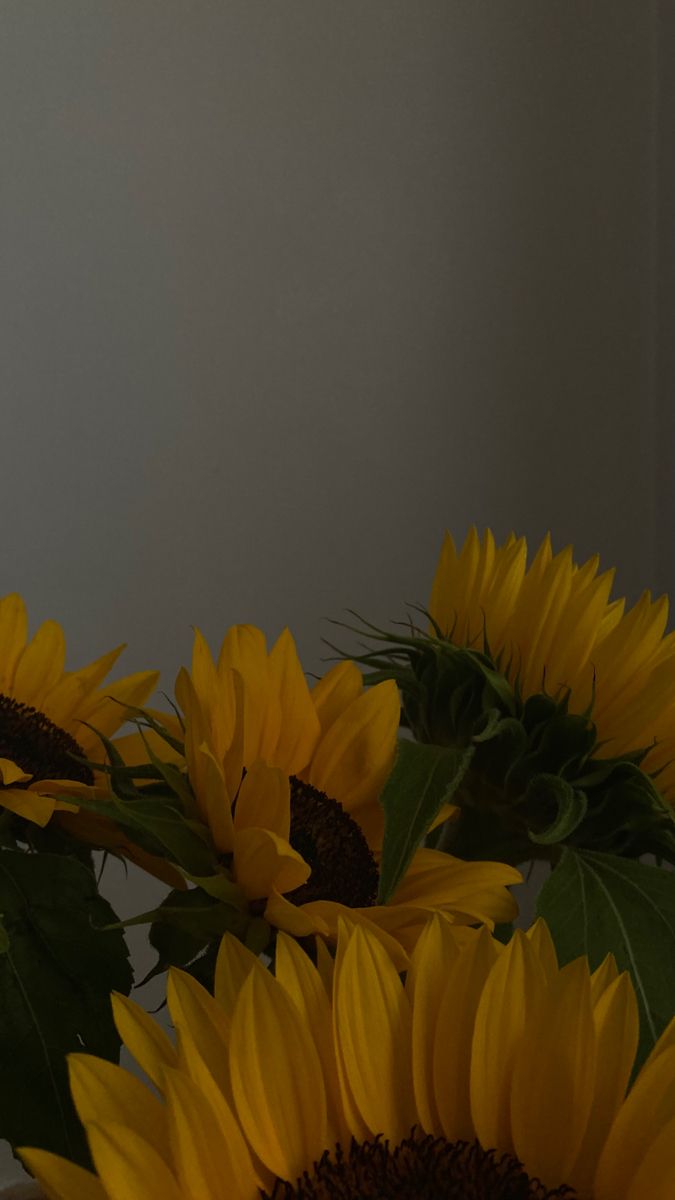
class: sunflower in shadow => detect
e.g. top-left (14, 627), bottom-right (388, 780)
top-left (170, 624), bottom-right (520, 957)
top-left (430, 528), bottom-right (675, 801)
top-left (0, 593), bottom-right (158, 828)
top-left (22, 917), bottom-right (675, 1199)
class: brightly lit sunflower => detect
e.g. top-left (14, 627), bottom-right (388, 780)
top-left (22, 917), bottom-right (675, 1199)
top-left (0, 593), bottom-right (158, 827)
top-left (173, 624), bottom-right (520, 955)
top-left (430, 528), bottom-right (675, 800)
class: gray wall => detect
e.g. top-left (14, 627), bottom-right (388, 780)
top-left (0, 1), bottom-right (667, 1183)
top-left (0, 2), bottom-right (665, 680)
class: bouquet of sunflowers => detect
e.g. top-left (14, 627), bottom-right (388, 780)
top-left (2, 528), bottom-right (675, 1198)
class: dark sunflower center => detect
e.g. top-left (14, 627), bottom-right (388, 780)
top-left (286, 777), bottom-right (379, 909)
top-left (264, 1134), bottom-right (577, 1200)
top-left (0, 693), bottom-right (93, 787)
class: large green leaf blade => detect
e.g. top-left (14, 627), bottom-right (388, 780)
top-left (536, 848), bottom-right (675, 1067)
top-left (0, 850), bottom-right (133, 1162)
top-left (378, 740), bottom-right (474, 903)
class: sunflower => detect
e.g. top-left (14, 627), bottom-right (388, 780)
top-left (0, 593), bottom-right (158, 827)
top-left (172, 624), bottom-right (520, 956)
top-left (430, 528), bottom-right (675, 800)
top-left (22, 917), bottom-right (675, 1199)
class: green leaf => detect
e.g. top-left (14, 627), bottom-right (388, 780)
top-left (536, 848), bottom-right (675, 1068)
top-left (378, 740), bottom-right (474, 903)
top-left (181, 871), bottom-right (247, 906)
top-left (0, 849), bottom-right (132, 1162)
top-left (147, 889), bottom-right (221, 978)
top-left (142, 887), bottom-right (268, 983)
top-left (135, 729), bottom-right (196, 818)
top-left (65, 790), bottom-right (216, 877)
top-left (123, 705), bottom-right (185, 756)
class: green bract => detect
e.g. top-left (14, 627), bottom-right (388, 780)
top-left (338, 619), bottom-right (675, 868)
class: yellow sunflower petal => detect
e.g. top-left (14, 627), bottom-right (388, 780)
top-left (68, 1053), bottom-right (168, 1160)
top-left (181, 640), bottom-right (233, 765)
top-left (0, 757), bottom-right (31, 786)
top-left (428, 801), bottom-right (460, 832)
top-left (641, 1012), bottom-right (675, 1071)
top-left (266, 628), bottom-right (321, 773)
top-left (37, 672), bottom-right (88, 735)
top-left (334, 921), bottom-right (414, 1142)
top-left (168, 967), bottom-right (231, 1098)
top-left (194, 741), bottom-right (235, 854)
top-left (481, 533), bottom-right (528, 652)
top-left (391, 849), bottom-right (521, 924)
top-left (310, 660), bottom-right (364, 736)
top-left (300, 901), bottom-right (410, 972)
top-left (19, 1147), bottom-right (105, 1200)
top-left (178, 670), bottom-right (233, 849)
top-left (275, 931), bottom-right (343, 1140)
top-left (233, 826), bottom-right (309, 901)
top-left (434, 925), bottom-right (503, 1143)
top-left (37, 643), bottom-right (124, 734)
top-left (13, 620), bottom-right (66, 709)
top-left (594, 1043), bottom-right (675, 1197)
top-left (86, 1121), bottom-right (183, 1200)
top-left (164, 1066), bottom-right (257, 1200)
top-left (0, 593), bottom-right (28, 693)
top-left (594, 592), bottom-right (670, 721)
top-left (264, 889), bottom-right (330, 938)
top-left (568, 970), bottom-right (639, 1196)
top-left (217, 623), bottom-right (267, 679)
top-left (430, 527), bottom-right (494, 645)
top-left (315, 936), bottom-right (335, 993)
top-left (190, 628), bottom-right (220, 719)
top-left (75, 670), bottom-right (159, 743)
top-left (623, 1116), bottom-right (675, 1200)
top-left (111, 992), bottom-right (178, 1090)
top-left (64, 644), bottom-right (125, 694)
top-left (461, 529), bottom-right (497, 645)
top-left (407, 914), bottom-right (465, 1134)
top-left (229, 966), bottom-right (328, 1182)
top-left (217, 626), bottom-right (280, 768)
top-left (511, 542), bottom-right (575, 697)
top-left (470, 930), bottom-right (545, 1154)
top-left (214, 932), bottom-right (268, 1019)
top-left (524, 918), bottom-right (559, 981)
top-left (510, 957), bottom-right (596, 1187)
top-left (234, 760), bottom-right (291, 840)
top-left (306, 679), bottom-right (400, 813)
top-left (215, 666), bottom-right (248, 801)
top-left (542, 563), bottom-right (614, 703)
top-left (589, 952), bottom-right (620, 1005)
top-left (0, 786), bottom-right (54, 825)
top-left (349, 900), bottom-right (448, 956)
top-left (429, 530), bottom-right (460, 637)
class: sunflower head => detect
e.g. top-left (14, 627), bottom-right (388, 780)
top-left (20, 916), bottom-right (675, 1200)
top-left (426, 527), bottom-right (675, 803)
top-left (0, 593), bottom-right (158, 836)
top-left (338, 532), bottom-right (675, 867)
top-left (264, 1134), bottom-right (576, 1198)
top-left (283, 776), bottom-right (380, 909)
top-left (91, 624), bottom-right (521, 973)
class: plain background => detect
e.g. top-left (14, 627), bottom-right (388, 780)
top-left (1, 1), bottom-right (673, 1183)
